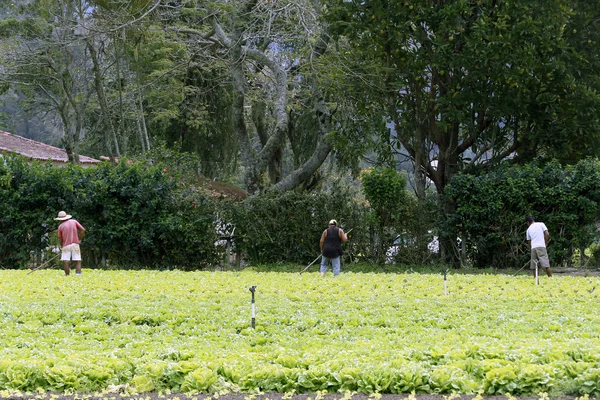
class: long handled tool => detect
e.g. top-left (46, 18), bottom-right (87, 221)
top-left (512, 261), bottom-right (530, 277)
top-left (514, 240), bottom-right (550, 278)
top-left (443, 269), bottom-right (449, 296)
top-left (300, 254), bottom-right (321, 275)
top-left (300, 228), bottom-right (353, 275)
top-left (28, 253), bottom-right (60, 275)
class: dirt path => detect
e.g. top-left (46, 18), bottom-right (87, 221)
top-left (548, 267), bottom-right (600, 277)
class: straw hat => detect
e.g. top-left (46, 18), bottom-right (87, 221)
top-left (329, 219), bottom-right (337, 226)
top-left (55, 211), bottom-right (72, 221)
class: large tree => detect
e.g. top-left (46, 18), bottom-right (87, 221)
top-left (170, 0), bottom-right (346, 192)
top-left (1, 0), bottom-right (186, 161)
top-left (0, 0), bottom-right (95, 163)
top-left (326, 0), bottom-right (600, 199)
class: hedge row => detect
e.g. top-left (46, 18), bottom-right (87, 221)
top-left (0, 157), bottom-right (383, 269)
top-left (443, 159), bottom-right (600, 269)
top-left (6, 155), bottom-right (598, 271)
top-left (220, 190), bottom-right (371, 264)
top-left (0, 157), bottom-right (219, 269)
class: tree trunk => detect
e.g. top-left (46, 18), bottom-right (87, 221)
top-left (86, 38), bottom-right (120, 159)
top-left (243, 47), bottom-right (288, 191)
top-left (270, 137), bottom-right (332, 192)
top-left (57, 103), bottom-right (79, 164)
top-left (134, 70), bottom-right (151, 151)
top-left (213, 19), bottom-right (289, 192)
top-left (229, 40), bottom-right (259, 191)
top-left (115, 32), bottom-right (126, 154)
top-left (252, 98), bottom-right (282, 184)
top-left (270, 28), bottom-right (333, 192)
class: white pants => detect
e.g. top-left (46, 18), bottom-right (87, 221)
top-left (61, 244), bottom-right (82, 261)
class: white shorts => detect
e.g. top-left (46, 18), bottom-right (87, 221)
top-left (61, 244), bottom-right (82, 261)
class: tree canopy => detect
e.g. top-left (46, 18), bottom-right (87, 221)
top-left (326, 0), bottom-right (600, 197)
top-left (2, 0), bottom-right (600, 198)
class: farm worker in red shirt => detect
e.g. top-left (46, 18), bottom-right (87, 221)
top-left (55, 211), bottom-right (86, 276)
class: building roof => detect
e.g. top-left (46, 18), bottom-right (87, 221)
top-left (0, 131), bottom-right (99, 164)
top-left (197, 176), bottom-right (247, 200)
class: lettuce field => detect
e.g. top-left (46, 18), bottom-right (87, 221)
top-left (1, 270), bottom-right (600, 396)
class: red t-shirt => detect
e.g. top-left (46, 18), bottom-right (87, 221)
top-left (58, 219), bottom-right (84, 247)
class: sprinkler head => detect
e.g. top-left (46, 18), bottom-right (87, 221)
top-left (249, 286), bottom-right (257, 293)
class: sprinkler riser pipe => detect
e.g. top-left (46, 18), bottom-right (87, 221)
top-left (443, 269), bottom-right (448, 296)
top-left (251, 297), bottom-right (255, 328)
top-left (249, 286), bottom-right (257, 329)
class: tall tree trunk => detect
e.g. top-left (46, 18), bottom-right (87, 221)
top-left (252, 98), bottom-right (283, 184)
top-left (213, 20), bottom-right (289, 192)
top-left (270, 137), bottom-right (332, 192)
top-left (135, 71), bottom-right (151, 151)
top-left (115, 32), bottom-right (126, 154)
top-left (86, 38), bottom-right (120, 159)
top-left (229, 39), bottom-right (260, 191)
top-left (243, 47), bottom-right (288, 190)
top-left (270, 29), bottom-right (333, 192)
top-left (58, 69), bottom-right (84, 165)
top-left (58, 106), bottom-right (77, 164)
top-left (135, 114), bottom-right (146, 153)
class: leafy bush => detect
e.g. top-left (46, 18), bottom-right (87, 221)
top-left (73, 162), bottom-right (219, 269)
top-left (1, 155), bottom-right (440, 269)
top-left (219, 188), bottom-right (371, 265)
top-left (361, 167), bottom-right (411, 263)
top-left (443, 159), bottom-right (600, 269)
top-left (0, 157), bottom-right (79, 268)
top-left (0, 156), bottom-right (219, 269)
top-left (388, 192), bottom-right (439, 266)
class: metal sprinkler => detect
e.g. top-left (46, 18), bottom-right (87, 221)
top-left (534, 260), bottom-right (539, 286)
top-left (249, 286), bottom-right (257, 329)
top-left (443, 269), bottom-right (449, 296)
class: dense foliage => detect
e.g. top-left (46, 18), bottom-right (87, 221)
top-left (0, 157), bottom-right (219, 269)
top-left (5, 156), bottom-right (600, 270)
top-left (219, 188), bottom-right (370, 265)
top-left (0, 157), bottom-right (388, 269)
top-left (325, 0), bottom-right (600, 197)
top-left (0, 0), bottom-right (355, 192)
top-left (361, 168), bottom-right (410, 263)
top-left (1, 270), bottom-right (600, 396)
top-left (4, 0), bottom-right (600, 197)
top-left (444, 159), bottom-right (600, 269)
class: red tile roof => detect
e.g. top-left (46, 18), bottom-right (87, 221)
top-left (0, 131), bottom-right (99, 164)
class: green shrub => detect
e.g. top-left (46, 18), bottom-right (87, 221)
top-left (361, 167), bottom-right (411, 263)
top-left (0, 156), bottom-right (219, 269)
top-left (219, 188), bottom-right (371, 264)
top-left (73, 162), bottom-right (219, 269)
top-left (0, 157), bottom-right (80, 268)
top-left (444, 159), bottom-right (600, 269)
